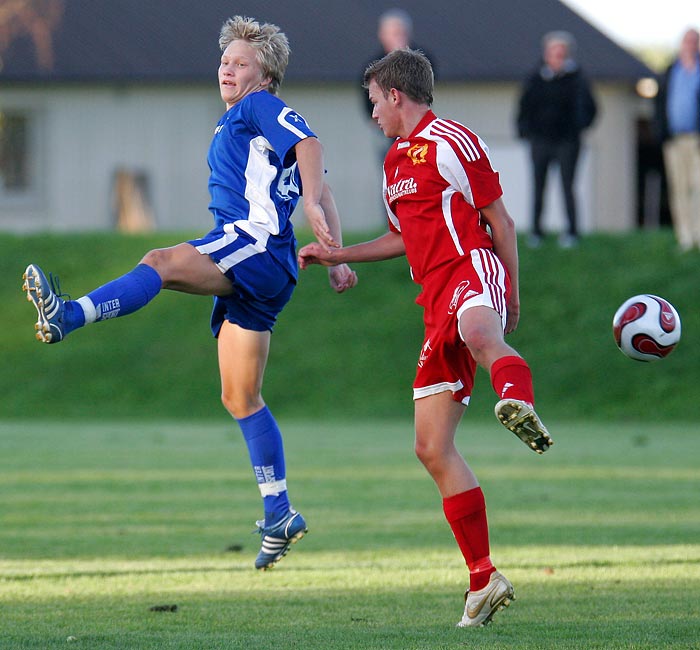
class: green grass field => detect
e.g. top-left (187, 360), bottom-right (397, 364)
top-left (2, 417), bottom-right (698, 649)
top-left (3, 230), bottom-right (699, 422)
top-left (3, 230), bottom-right (700, 647)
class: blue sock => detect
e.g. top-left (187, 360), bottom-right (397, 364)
top-left (237, 406), bottom-right (290, 524)
top-left (62, 301), bottom-right (86, 334)
top-left (70, 264), bottom-right (162, 328)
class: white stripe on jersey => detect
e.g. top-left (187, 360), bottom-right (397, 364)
top-left (383, 167), bottom-right (402, 232)
top-left (430, 120), bottom-right (481, 162)
top-left (277, 107), bottom-right (311, 140)
top-left (441, 187), bottom-right (466, 256)
top-left (419, 118), bottom-right (496, 211)
top-left (244, 136), bottom-right (279, 237)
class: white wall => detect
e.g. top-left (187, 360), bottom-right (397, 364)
top-left (0, 85), bottom-right (219, 233)
top-left (0, 80), bottom-right (641, 235)
top-left (286, 80), bottom-right (640, 235)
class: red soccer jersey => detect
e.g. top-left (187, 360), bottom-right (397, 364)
top-left (383, 110), bottom-right (503, 287)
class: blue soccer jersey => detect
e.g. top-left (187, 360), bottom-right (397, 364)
top-left (206, 89), bottom-right (316, 278)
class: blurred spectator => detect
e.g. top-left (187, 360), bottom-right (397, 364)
top-left (362, 10), bottom-right (411, 115)
top-left (516, 31), bottom-right (597, 248)
top-left (654, 28), bottom-right (700, 252)
top-left (361, 9), bottom-right (437, 154)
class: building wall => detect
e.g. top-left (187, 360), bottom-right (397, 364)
top-left (289, 81), bottom-right (641, 234)
top-left (0, 85), bottom-right (219, 233)
top-left (0, 81), bottom-right (641, 235)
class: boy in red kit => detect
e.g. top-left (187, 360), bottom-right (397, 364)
top-left (298, 48), bottom-right (553, 627)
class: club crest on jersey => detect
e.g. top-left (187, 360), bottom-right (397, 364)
top-left (406, 143), bottom-right (428, 165)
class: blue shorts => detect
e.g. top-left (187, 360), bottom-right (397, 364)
top-left (189, 227), bottom-right (296, 335)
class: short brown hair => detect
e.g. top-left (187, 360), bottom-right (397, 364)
top-left (363, 48), bottom-right (433, 106)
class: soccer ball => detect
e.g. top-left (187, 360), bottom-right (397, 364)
top-left (612, 294), bottom-right (681, 362)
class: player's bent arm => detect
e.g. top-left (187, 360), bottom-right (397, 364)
top-left (319, 182), bottom-right (344, 246)
top-left (295, 137), bottom-right (323, 204)
top-left (338, 231), bottom-right (406, 263)
top-left (318, 181), bottom-right (359, 292)
top-left (480, 198), bottom-right (521, 332)
top-left (295, 137), bottom-right (338, 248)
top-left (480, 198), bottom-right (518, 292)
top-left (298, 231), bottom-right (405, 268)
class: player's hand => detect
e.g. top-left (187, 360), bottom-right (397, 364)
top-left (298, 241), bottom-right (336, 269)
top-left (328, 264), bottom-right (358, 293)
top-left (504, 300), bottom-right (520, 334)
top-left (304, 202), bottom-right (339, 249)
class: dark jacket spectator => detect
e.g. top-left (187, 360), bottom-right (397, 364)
top-left (517, 62), bottom-right (597, 141)
top-left (516, 31), bottom-right (597, 247)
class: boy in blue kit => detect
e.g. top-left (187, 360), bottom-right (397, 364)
top-left (22, 15), bottom-right (357, 570)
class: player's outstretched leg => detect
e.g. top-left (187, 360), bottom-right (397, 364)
top-left (495, 399), bottom-right (553, 454)
top-left (254, 508), bottom-right (307, 570)
top-left (457, 570), bottom-right (515, 627)
top-left (22, 264), bottom-right (70, 343)
top-left (22, 262), bottom-right (162, 344)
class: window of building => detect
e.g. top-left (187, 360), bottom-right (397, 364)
top-left (0, 109), bottom-right (41, 203)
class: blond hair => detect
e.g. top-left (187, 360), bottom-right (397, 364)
top-left (219, 16), bottom-right (290, 95)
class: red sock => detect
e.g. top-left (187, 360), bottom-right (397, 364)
top-left (443, 487), bottom-right (495, 591)
top-left (490, 355), bottom-right (534, 404)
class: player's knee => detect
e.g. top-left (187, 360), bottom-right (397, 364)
top-left (140, 248), bottom-right (170, 274)
top-left (414, 437), bottom-right (447, 472)
top-left (221, 389), bottom-right (264, 420)
top-left (463, 327), bottom-right (502, 365)
top-left (461, 324), bottom-right (491, 352)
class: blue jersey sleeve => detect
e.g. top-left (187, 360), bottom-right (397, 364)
top-left (242, 91), bottom-right (316, 166)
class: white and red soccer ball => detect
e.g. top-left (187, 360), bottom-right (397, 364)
top-left (612, 294), bottom-right (681, 362)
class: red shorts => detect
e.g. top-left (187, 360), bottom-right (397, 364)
top-left (413, 248), bottom-right (510, 404)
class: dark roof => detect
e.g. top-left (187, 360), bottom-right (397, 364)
top-left (0, 0), bottom-right (652, 84)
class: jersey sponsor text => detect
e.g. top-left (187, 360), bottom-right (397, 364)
top-left (387, 177), bottom-right (418, 203)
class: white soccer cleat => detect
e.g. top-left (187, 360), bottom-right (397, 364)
top-left (495, 399), bottom-right (553, 454)
top-left (457, 570), bottom-right (515, 628)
